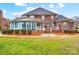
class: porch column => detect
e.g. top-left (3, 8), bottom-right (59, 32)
top-left (21, 22), bottom-right (22, 30)
top-left (61, 22), bottom-right (64, 32)
top-left (51, 15), bottom-right (55, 20)
top-left (30, 22), bottom-right (32, 30)
top-left (35, 22), bottom-right (37, 32)
top-left (58, 22), bottom-right (63, 32)
top-left (26, 22), bottom-right (27, 30)
top-left (29, 22), bottom-right (32, 30)
top-left (51, 15), bottom-right (55, 32)
top-left (14, 22), bottom-right (15, 30)
top-left (42, 15), bottom-right (45, 32)
top-left (13, 22), bottom-right (15, 34)
top-left (42, 23), bottom-right (45, 32)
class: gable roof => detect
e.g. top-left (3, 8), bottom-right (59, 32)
top-left (22, 7), bottom-right (57, 16)
top-left (55, 15), bottom-right (74, 22)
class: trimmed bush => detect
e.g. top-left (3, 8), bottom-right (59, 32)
top-left (64, 30), bottom-right (74, 33)
top-left (74, 29), bottom-right (79, 33)
top-left (28, 30), bottom-right (32, 35)
top-left (14, 30), bottom-right (20, 34)
top-left (7, 30), bottom-right (13, 34)
top-left (21, 30), bottom-right (26, 34)
top-left (64, 30), bottom-right (79, 33)
top-left (64, 30), bottom-right (68, 33)
top-left (2, 30), bottom-right (8, 34)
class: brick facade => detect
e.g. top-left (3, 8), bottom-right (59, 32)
top-left (0, 10), bottom-right (9, 30)
top-left (10, 7), bottom-right (74, 34)
top-left (0, 10), bottom-right (3, 29)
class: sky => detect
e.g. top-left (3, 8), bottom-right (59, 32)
top-left (0, 3), bottom-right (79, 20)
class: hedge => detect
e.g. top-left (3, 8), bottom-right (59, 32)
top-left (21, 30), bottom-right (27, 34)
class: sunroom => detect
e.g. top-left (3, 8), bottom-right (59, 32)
top-left (10, 17), bottom-right (38, 31)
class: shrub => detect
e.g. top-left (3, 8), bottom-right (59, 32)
top-left (2, 30), bottom-right (8, 34)
top-left (74, 29), bottom-right (79, 33)
top-left (21, 30), bottom-right (26, 34)
top-left (7, 30), bottom-right (13, 34)
top-left (28, 30), bottom-right (32, 35)
top-left (14, 30), bottom-right (20, 34)
top-left (64, 30), bottom-right (74, 33)
top-left (64, 30), bottom-right (68, 33)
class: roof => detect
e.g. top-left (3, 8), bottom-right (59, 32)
top-left (55, 15), bottom-right (74, 22)
top-left (10, 17), bottom-right (42, 22)
top-left (11, 7), bottom-right (73, 22)
top-left (22, 7), bottom-right (57, 16)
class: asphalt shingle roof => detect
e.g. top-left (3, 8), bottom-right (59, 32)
top-left (22, 7), bottom-right (57, 16)
top-left (55, 15), bottom-right (74, 22)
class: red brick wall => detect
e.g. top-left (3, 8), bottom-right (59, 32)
top-left (44, 15), bottom-right (51, 21)
top-left (67, 22), bottom-right (74, 30)
top-left (28, 15), bottom-right (55, 21)
top-left (1, 18), bottom-right (9, 30)
top-left (35, 15), bottom-right (42, 20)
top-left (0, 10), bottom-right (3, 29)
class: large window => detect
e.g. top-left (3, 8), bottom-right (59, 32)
top-left (30, 16), bottom-right (34, 18)
top-left (26, 22), bottom-right (36, 30)
top-left (54, 22), bottom-right (57, 26)
top-left (63, 22), bottom-right (67, 30)
top-left (37, 23), bottom-right (41, 27)
top-left (22, 22), bottom-right (26, 30)
top-left (15, 22), bottom-right (18, 28)
top-left (32, 22), bottom-right (35, 30)
top-left (10, 23), bottom-right (14, 29)
top-left (42, 16), bottom-right (45, 19)
top-left (27, 22), bottom-right (31, 30)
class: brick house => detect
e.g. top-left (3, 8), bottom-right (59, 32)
top-left (10, 7), bottom-right (74, 34)
top-left (1, 18), bottom-right (9, 30)
top-left (0, 10), bottom-right (9, 30)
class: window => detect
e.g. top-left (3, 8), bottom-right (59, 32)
top-left (42, 16), bottom-right (45, 19)
top-left (30, 16), bottom-right (34, 18)
top-left (15, 22), bottom-right (18, 28)
top-left (27, 22), bottom-right (31, 30)
top-left (22, 22), bottom-right (26, 30)
top-left (54, 22), bottom-right (57, 26)
top-left (63, 22), bottom-right (67, 30)
top-left (37, 23), bottom-right (41, 27)
top-left (32, 22), bottom-right (35, 30)
top-left (10, 23), bottom-right (14, 29)
top-left (51, 15), bottom-right (54, 20)
top-left (27, 24), bottom-right (29, 29)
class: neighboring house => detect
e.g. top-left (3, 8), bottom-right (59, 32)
top-left (10, 7), bottom-right (74, 33)
top-left (0, 10), bottom-right (3, 30)
top-left (0, 10), bottom-right (9, 30)
top-left (1, 18), bottom-right (9, 30)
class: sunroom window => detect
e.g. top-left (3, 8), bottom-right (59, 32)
top-left (15, 22), bottom-right (18, 28)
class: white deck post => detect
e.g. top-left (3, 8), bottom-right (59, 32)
top-left (42, 15), bottom-right (45, 32)
top-left (26, 22), bottom-right (27, 30)
top-left (35, 22), bottom-right (37, 32)
top-left (14, 22), bottom-right (15, 30)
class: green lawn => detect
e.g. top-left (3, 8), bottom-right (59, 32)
top-left (0, 35), bottom-right (79, 55)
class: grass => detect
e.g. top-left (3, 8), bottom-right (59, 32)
top-left (0, 35), bottom-right (79, 55)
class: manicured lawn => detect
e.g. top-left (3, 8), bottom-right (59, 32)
top-left (0, 35), bottom-right (79, 55)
